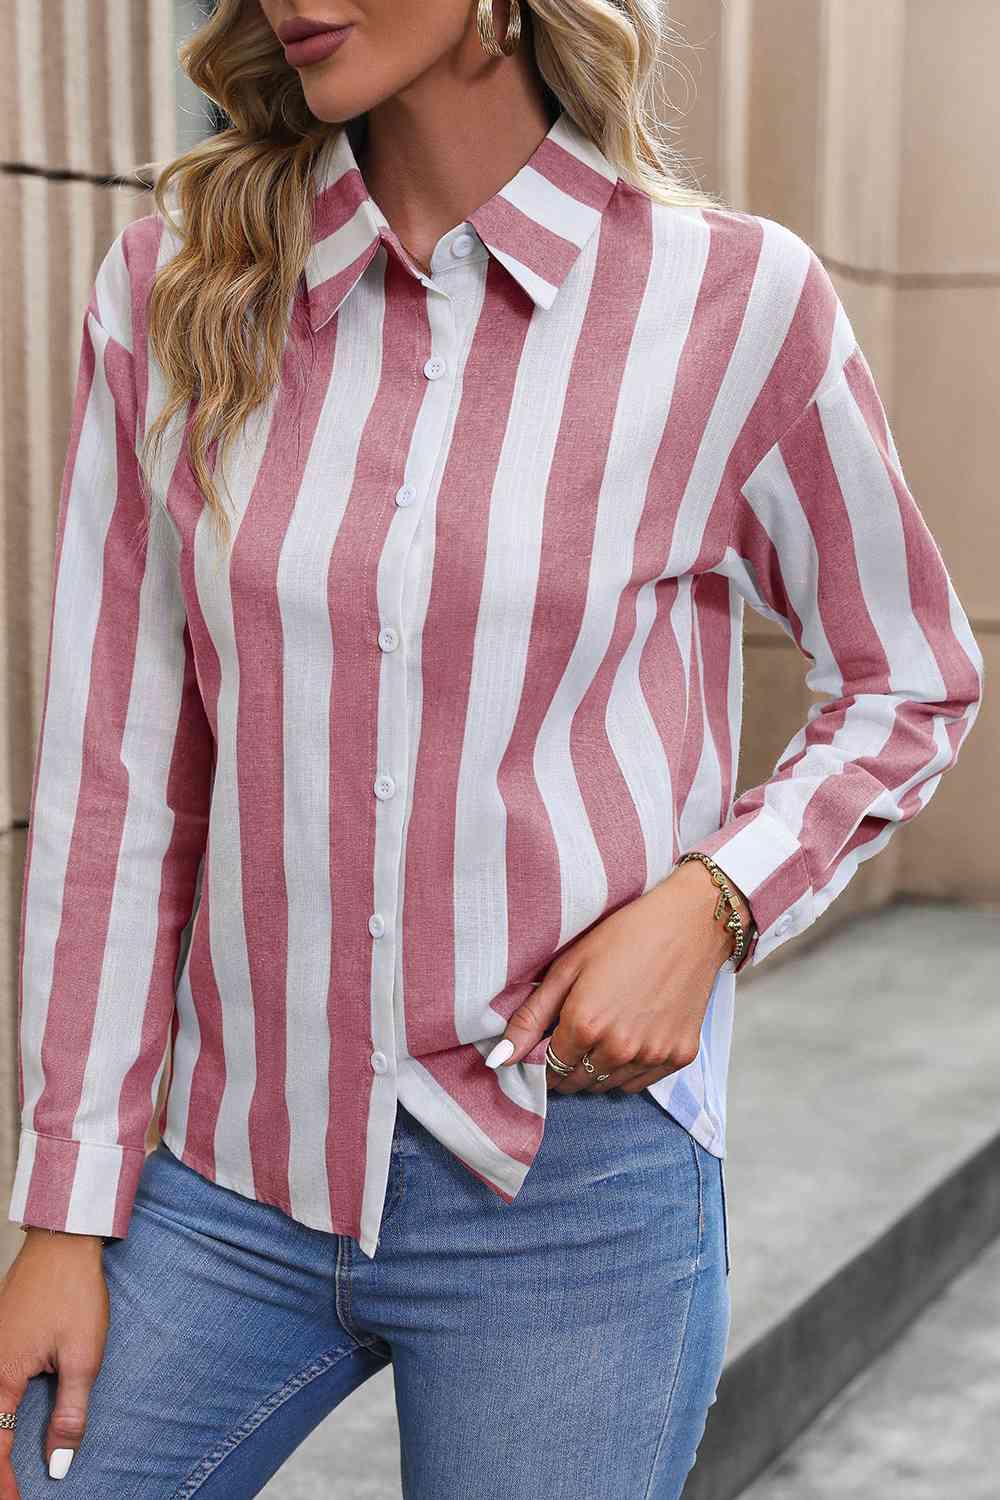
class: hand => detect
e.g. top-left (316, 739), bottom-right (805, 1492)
top-left (0, 1230), bottom-right (109, 1490)
top-left (490, 861), bottom-right (749, 1094)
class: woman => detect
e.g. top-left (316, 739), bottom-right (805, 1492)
top-left (1, 1), bottom-right (984, 1496)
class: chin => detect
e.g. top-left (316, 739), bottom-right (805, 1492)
top-left (298, 66), bottom-right (390, 126)
top-left (301, 88), bottom-right (367, 125)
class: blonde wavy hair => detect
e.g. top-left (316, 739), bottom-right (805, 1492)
top-left (139, 0), bottom-right (722, 551)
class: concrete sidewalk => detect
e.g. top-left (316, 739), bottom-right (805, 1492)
top-left (737, 1230), bottom-right (1000, 1500)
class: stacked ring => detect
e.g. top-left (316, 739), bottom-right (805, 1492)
top-left (545, 1041), bottom-right (611, 1085)
top-left (544, 1040), bottom-right (573, 1076)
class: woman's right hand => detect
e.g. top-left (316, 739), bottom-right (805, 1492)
top-left (0, 1230), bottom-right (109, 1492)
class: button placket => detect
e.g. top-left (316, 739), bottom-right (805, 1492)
top-left (365, 286), bottom-right (460, 1180)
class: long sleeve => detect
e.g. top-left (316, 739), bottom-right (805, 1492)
top-left (684, 325), bottom-right (985, 972)
top-left (7, 236), bottom-right (215, 1238)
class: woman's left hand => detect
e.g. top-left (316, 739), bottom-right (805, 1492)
top-left (489, 862), bottom-right (749, 1093)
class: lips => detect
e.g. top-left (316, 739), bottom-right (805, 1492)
top-left (279, 19), bottom-right (353, 67)
top-left (277, 15), bottom-right (345, 44)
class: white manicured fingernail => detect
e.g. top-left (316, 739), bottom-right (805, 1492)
top-left (49, 1448), bottom-right (75, 1479)
top-left (485, 1038), bottom-right (515, 1068)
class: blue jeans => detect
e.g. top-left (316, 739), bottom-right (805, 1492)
top-left (11, 1088), bottom-right (731, 1498)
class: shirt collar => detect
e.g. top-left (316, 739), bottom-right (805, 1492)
top-left (302, 107), bottom-right (620, 332)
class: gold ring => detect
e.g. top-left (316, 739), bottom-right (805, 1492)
top-left (581, 1050), bottom-right (612, 1084)
top-left (544, 1041), bottom-right (574, 1076)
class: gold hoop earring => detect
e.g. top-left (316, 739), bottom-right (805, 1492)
top-left (477, 0), bottom-right (522, 58)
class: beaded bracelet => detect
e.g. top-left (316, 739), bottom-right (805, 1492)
top-left (676, 850), bottom-right (755, 969)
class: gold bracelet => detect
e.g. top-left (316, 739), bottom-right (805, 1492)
top-left (676, 851), bottom-right (754, 969)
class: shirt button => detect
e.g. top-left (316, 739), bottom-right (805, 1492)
top-left (423, 355), bottom-right (446, 380)
top-left (373, 772), bottom-right (396, 801)
top-left (395, 483), bottom-right (417, 507)
top-left (451, 232), bottom-right (476, 258)
top-left (370, 1050), bottom-right (389, 1074)
top-left (378, 626), bottom-right (399, 652)
top-left (775, 914), bottom-right (792, 937)
top-left (368, 913), bottom-right (385, 938)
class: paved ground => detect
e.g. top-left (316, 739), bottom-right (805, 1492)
top-left (258, 1362), bottom-right (399, 1499)
top-left (737, 1231), bottom-right (1000, 1500)
top-left (721, 900), bottom-right (999, 1359)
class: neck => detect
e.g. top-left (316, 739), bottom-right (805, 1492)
top-left (354, 42), bottom-right (556, 274)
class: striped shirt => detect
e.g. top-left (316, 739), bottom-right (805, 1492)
top-left (9, 107), bottom-right (984, 1256)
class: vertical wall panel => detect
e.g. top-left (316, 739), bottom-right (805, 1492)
top-left (900, 0), bottom-right (1000, 274)
top-left (745, 0), bottom-right (825, 241)
top-left (892, 0), bottom-right (1000, 888)
top-left (820, 0), bottom-right (907, 276)
top-left (657, 0), bottom-right (725, 193)
top-left (717, 0), bottom-right (752, 209)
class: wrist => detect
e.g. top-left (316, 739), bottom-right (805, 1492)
top-left (21, 1225), bottom-right (106, 1250)
top-left (673, 855), bottom-right (753, 963)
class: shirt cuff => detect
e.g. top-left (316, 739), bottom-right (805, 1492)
top-left (7, 1129), bottom-right (147, 1240)
top-left (679, 804), bottom-right (816, 969)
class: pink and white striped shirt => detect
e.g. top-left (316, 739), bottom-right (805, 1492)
top-left (9, 107), bottom-right (984, 1256)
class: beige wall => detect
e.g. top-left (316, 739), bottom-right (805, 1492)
top-left (1, 5), bottom-right (996, 1235)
